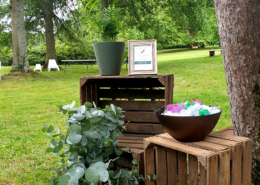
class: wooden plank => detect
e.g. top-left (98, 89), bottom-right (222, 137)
top-left (98, 100), bottom-right (165, 110)
top-left (80, 83), bottom-right (86, 105)
top-left (118, 134), bottom-right (154, 138)
top-left (178, 151), bottom-right (188, 185)
top-left (189, 154), bottom-right (198, 185)
top-left (122, 112), bottom-right (159, 123)
top-left (121, 147), bottom-right (144, 154)
top-left (156, 146), bottom-right (167, 185)
top-left (242, 140), bottom-right (252, 185)
top-left (98, 89), bottom-right (165, 99)
top-left (118, 143), bottom-right (143, 149)
top-left (86, 84), bottom-right (92, 103)
top-left (92, 84), bottom-right (98, 105)
top-left (167, 149), bottom-right (177, 185)
top-left (209, 132), bottom-right (250, 142)
top-left (203, 136), bottom-right (239, 147)
top-left (122, 123), bottom-right (164, 134)
top-left (200, 161), bottom-right (207, 185)
top-left (150, 135), bottom-right (217, 160)
top-left (231, 144), bottom-right (242, 185)
top-left (145, 147), bottom-right (155, 185)
top-left (219, 150), bottom-right (230, 185)
top-left (207, 154), bottom-right (218, 185)
top-left (117, 139), bottom-right (143, 144)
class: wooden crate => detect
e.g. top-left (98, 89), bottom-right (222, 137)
top-left (144, 133), bottom-right (252, 185)
top-left (80, 75), bottom-right (174, 181)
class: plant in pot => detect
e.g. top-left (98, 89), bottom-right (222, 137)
top-left (42, 101), bottom-right (144, 185)
top-left (92, 5), bottom-right (125, 76)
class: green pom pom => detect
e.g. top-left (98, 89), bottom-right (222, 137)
top-left (199, 109), bottom-right (210, 116)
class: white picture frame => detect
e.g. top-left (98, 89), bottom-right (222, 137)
top-left (128, 39), bottom-right (157, 75)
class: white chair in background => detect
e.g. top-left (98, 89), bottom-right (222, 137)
top-left (34, 64), bottom-right (42, 72)
top-left (48, 59), bottom-right (60, 71)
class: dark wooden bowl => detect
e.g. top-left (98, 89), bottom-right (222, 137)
top-left (156, 107), bottom-right (221, 142)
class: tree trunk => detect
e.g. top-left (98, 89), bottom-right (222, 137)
top-left (10, 0), bottom-right (30, 72)
top-left (42, 0), bottom-right (57, 69)
top-left (214, 0), bottom-right (260, 183)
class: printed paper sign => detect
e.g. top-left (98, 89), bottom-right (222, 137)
top-left (133, 45), bottom-right (153, 71)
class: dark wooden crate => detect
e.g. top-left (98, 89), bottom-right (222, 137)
top-left (80, 75), bottom-right (174, 182)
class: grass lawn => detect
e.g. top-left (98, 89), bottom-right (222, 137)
top-left (0, 47), bottom-right (230, 184)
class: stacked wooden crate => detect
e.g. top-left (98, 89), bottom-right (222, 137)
top-left (144, 132), bottom-right (252, 185)
top-left (80, 75), bottom-right (174, 181)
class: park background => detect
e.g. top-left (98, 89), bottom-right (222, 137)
top-left (0, 0), bottom-right (229, 184)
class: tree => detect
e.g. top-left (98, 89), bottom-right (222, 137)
top-left (10, 0), bottom-right (30, 72)
top-left (24, 0), bottom-right (79, 69)
top-left (214, 0), bottom-right (260, 183)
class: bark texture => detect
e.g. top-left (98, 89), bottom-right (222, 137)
top-left (10, 0), bottom-right (30, 72)
top-left (214, 0), bottom-right (260, 183)
top-left (42, 0), bottom-right (57, 69)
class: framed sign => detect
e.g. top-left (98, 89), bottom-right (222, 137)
top-left (128, 40), bottom-right (157, 75)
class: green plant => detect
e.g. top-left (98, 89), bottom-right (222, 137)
top-left (42, 101), bottom-right (144, 185)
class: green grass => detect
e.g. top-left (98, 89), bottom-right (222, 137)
top-left (0, 47), bottom-right (230, 184)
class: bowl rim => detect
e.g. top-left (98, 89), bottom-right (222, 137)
top-left (156, 106), bottom-right (222, 118)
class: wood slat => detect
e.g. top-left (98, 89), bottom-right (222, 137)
top-left (80, 75), bottom-right (167, 88)
top-left (156, 146), bottom-right (167, 185)
top-left (189, 154), bottom-right (198, 185)
top-left (199, 161), bottom-right (207, 185)
top-left (219, 150), bottom-right (231, 185)
top-left (231, 144), bottom-right (242, 185)
top-left (152, 135), bottom-right (216, 159)
top-left (122, 112), bottom-right (159, 123)
top-left (167, 149), bottom-right (177, 185)
top-left (121, 147), bottom-right (144, 154)
top-left (178, 151), bottom-right (188, 185)
top-left (207, 154), bottom-right (218, 185)
top-left (122, 123), bottom-right (164, 134)
top-left (145, 147), bottom-right (155, 185)
top-left (117, 139), bottom-right (143, 144)
top-left (118, 143), bottom-right (143, 149)
top-left (98, 100), bottom-right (165, 110)
top-left (209, 132), bottom-right (250, 142)
top-left (242, 140), bottom-right (252, 185)
top-left (98, 89), bottom-right (165, 99)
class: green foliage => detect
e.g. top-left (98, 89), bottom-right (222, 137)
top-left (43, 101), bottom-right (144, 185)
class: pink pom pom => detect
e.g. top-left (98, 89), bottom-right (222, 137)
top-left (195, 100), bottom-right (203, 105)
top-left (190, 99), bottom-right (195, 103)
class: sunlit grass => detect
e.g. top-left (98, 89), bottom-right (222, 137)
top-left (0, 47), bottom-right (230, 184)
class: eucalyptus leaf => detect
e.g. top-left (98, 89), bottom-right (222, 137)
top-left (47, 126), bottom-right (54, 133)
top-left (53, 146), bottom-right (61, 153)
top-left (77, 105), bottom-right (86, 114)
top-left (117, 120), bottom-right (125, 125)
top-left (81, 136), bottom-right (88, 146)
top-left (90, 161), bottom-right (107, 169)
top-left (108, 124), bottom-right (117, 131)
top-left (72, 114), bottom-right (86, 121)
top-left (98, 168), bottom-right (109, 182)
top-left (85, 102), bottom-right (92, 108)
top-left (115, 147), bottom-right (123, 156)
top-left (67, 133), bottom-right (82, 144)
top-left (110, 104), bottom-right (116, 115)
top-left (85, 167), bottom-right (99, 183)
top-left (67, 124), bottom-right (82, 135)
top-left (58, 175), bottom-right (70, 185)
top-left (69, 152), bottom-right (78, 161)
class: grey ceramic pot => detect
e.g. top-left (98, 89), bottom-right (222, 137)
top-left (93, 42), bottom-right (125, 76)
